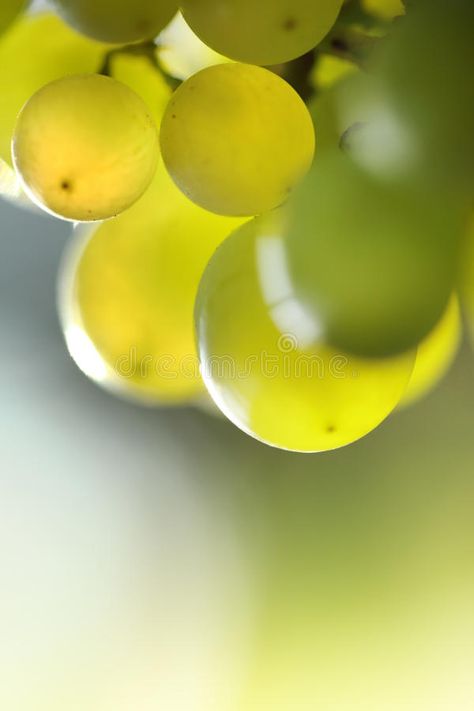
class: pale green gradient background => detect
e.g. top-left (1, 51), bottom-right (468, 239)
top-left (1, 197), bottom-right (473, 710)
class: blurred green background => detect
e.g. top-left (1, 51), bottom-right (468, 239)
top-left (1, 196), bottom-right (473, 709)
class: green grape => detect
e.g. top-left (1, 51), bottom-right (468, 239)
top-left (284, 154), bottom-right (462, 358)
top-left (367, 0), bottom-right (474, 199)
top-left (0, 0), bottom-right (26, 36)
top-left (12, 74), bottom-right (159, 222)
top-left (311, 53), bottom-right (357, 92)
top-left (181, 0), bottom-right (344, 66)
top-left (399, 295), bottom-right (461, 409)
top-left (59, 166), bottom-right (245, 405)
top-left (307, 73), bottom-right (362, 156)
top-left (195, 215), bottom-right (415, 452)
top-left (53, 0), bottom-right (179, 44)
top-left (0, 13), bottom-right (109, 165)
top-left (160, 63), bottom-right (315, 217)
top-left (462, 216), bottom-right (474, 347)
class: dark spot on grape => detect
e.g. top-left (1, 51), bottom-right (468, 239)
top-left (283, 16), bottom-right (298, 32)
top-left (326, 425), bottom-right (336, 434)
top-left (172, 114), bottom-right (177, 119)
top-left (60, 180), bottom-right (72, 192)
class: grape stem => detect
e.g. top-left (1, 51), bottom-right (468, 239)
top-left (98, 41), bottom-right (181, 91)
top-left (97, 0), bottom-right (396, 101)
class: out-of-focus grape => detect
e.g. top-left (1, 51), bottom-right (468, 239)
top-left (284, 154), bottom-right (462, 358)
top-left (0, 157), bottom-right (35, 209)
top-left (12, 74), bottom-right (159, 222)
top-left (195, 215), bottom-right (414, 452)
top-left (364, 0), bottom-right (474, 199)
top-left (157, 11), bottom-right (231, 81)
top-left (160, 63), bottom-right (315, 217)
top-left (462, 217), bottom-right (474, 347)
top-left (0, 0), bottom-right (26, 36)
top-left (311, 53), bottom-right (357, 92)
top-left (59, 167), bottom-right (244, 405)
top-left (361, 0), bottom-right (404, 21)
top-left (181, 0), bottom-right (344, 66)
top-left (399, 296), bottom-right (461, 409)
top-left (52, 0), bottom-right (179, 44)
top-left (0, 13), bottom-right (108, 164)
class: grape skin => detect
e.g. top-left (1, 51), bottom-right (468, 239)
top-left (181, 0), bottom-right (344, 66)
top-left (284, 154), bottom-right (462, 358)
top-left (195, 216), bottom-right (414, 453)
top-left (0, 0), bottom-right (26, 37)
top-left (59, 167), bottom-right (245, 405)
top-left (53, 0), bottom-right (179, 44)
top-left (12, 74), bottom-right (159, 222)
top-left (0, 14), bottom-right (109, 165)
top-left (160, 63), bottom-right (315, 217)
top-left (399, 296), bottom-right (461, 409)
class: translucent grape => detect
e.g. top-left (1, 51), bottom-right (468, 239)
top-left (399, 296), bottom-right (461, 409)
top-left (0, 0), bottom-right (26, 36)
top-left (181, 0), bottom-right (344, 66)
top-left (0, 13), bottom-right (109, 165)
top-left (160, 63), bottom-right (315, 217)
top-left (53, 0), bottom-right (179, 44)
top-left (195, 216), bottom-right (415, 453)
top-left (284, 154), bottom-right (462, 358)
top-left (12, 74), bottom-right (159, 222)
top-left (59, 167), bottom-right (245, 405)
top-left (157, 12), bottom-right (231, 81)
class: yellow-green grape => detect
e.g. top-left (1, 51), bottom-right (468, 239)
top-left (284, 154), bottom-right (462, 358)
top-left (0, 13), bottom-right (109, 164)
top-left (311, 53), bottom-right (357, 92)
top-left (181, 0), bottom-right (344, 66)
top-left (195, 216), bottom-right (415, 453)
top-left (0, 0), bottom-right (26, 36)
top-left (160, 63), bottom-right (315, 217)
top-left (361, 0), bottom-right (405, 21)
top-left (157, 12), bottom-right (231, 81)
top-left (12, 74), bottom-right (159, 222)
top-left (59, 167), bottom-right (244, 405)
top-left (53, 0), bottom-right (179, 44)
top-left (399, 296), bottom-right (461, 409)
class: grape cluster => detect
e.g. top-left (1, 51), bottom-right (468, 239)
top-left (1, 0), bottom-right (472, 452)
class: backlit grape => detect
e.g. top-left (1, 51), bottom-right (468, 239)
top-left (0, 13), bottom-right (109, 165)
top-left (195, 216), bottom-right (414, 452)
top-left (399, 296), bottom-right (461, 409)
top-left (53, 0), bottom-right (179, 44)
top-left (12, 74), bottom-right (159, 222)
top-left (160, 63), bottom-right (315, 216)
top-left (181, 0), bottom-right (344, 66)
top-left (59, 167), bottom-right (244, 405)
